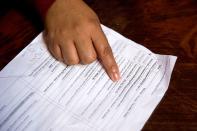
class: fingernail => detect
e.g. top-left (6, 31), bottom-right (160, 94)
top-left (111, 66), bottom-right (120, 81)
top-left (112, 72), bottom-right (120, 81)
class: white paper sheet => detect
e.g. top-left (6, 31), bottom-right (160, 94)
top-left (0, 25), bottom-right (177, 131)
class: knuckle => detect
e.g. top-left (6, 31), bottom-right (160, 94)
top-left (73, 25), bottom-right (85, 37)
top-left (89, 16), bottom-right (99, 23)
top-left (72, 22), bottom-right (84, 32)
top-left (81, 53), bottom-right (97, 64)
top-left (58, 29), bottom-right (67, 36)
top-left (73, 18), bottom-right (100, 34)
top-left (54, 28), bottom-right (68, 38)
top-left (65, 58), bottom-right (79, 65)
top-left (101, 45), bottom-right (112, 57)
top-left (86, 19), bottom-right (100, 30)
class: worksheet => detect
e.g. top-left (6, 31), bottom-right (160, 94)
top-left (0, 25), bottom-right (177, 131)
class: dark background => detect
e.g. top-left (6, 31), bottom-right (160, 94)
top-left (0, 0), bottom-right (197, 130)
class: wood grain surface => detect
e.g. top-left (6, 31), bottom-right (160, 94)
top-left (0, 0), bottom-right (197, 130)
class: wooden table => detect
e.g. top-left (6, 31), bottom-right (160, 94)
top-left (0, 0), bottom-right (197, 130)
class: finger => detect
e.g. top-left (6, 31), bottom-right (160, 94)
top-left (60, 40), bottom-right (80, 65)
top-left (74, 36), bottom-right (97, 64)
top-left (46, 37), bottom-right (63, 61)
top-left (92, 27), bottom-right (120, 81)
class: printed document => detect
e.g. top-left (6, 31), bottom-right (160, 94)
top-left (0, 25), bottom-right (177, 131)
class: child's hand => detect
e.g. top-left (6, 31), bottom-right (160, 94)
top-left (44, 0), bottom-right (120, 81)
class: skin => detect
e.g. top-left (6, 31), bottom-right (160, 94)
top-left (44, 0), bottom-right (120, 81)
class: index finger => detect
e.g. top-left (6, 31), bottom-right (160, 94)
top-left (92, 26), bottom-right (120, 81)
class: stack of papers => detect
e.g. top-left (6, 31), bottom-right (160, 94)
top-left (0, 25), bottom-right (177, 131)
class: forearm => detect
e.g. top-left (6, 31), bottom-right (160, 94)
top-left (34, 0), bottom-right (93, 21)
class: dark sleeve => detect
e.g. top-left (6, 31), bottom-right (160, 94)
top-left (0, 0), bottom-right (94, 21)
top-left (0, 0), bottom-right (55, 21)
top-left (33, 0), bottom-right (55, 21)
top-left (32, 0), bottom-right (94, 21)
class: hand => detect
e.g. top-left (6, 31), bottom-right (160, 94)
top-left (44, 0), bottom-right (120, 81)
